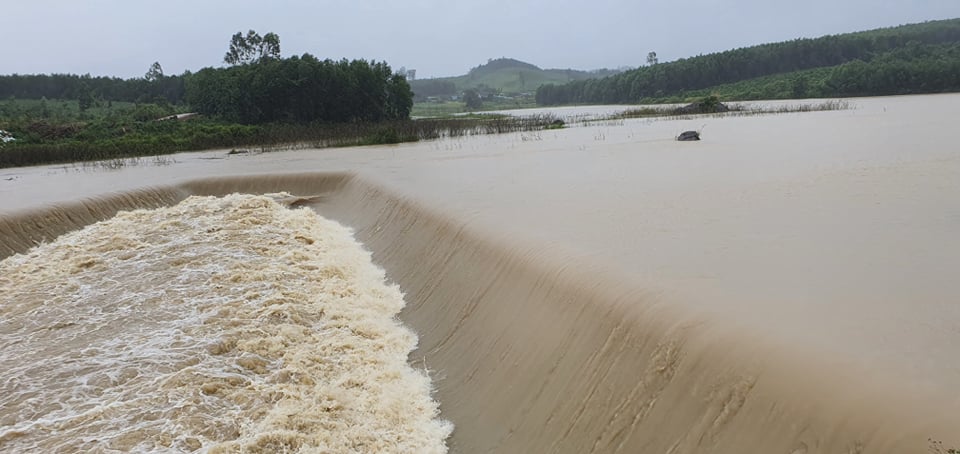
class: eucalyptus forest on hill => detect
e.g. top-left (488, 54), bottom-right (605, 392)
top-left (536, 18), bottom-right (960, 105)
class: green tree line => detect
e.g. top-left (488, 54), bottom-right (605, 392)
top-left (0, 30), bottom-right (421, 168)
top-left (631, 42), bottom-right (960, 102)
top-left (0, 73), bottom-right (187, 105)
top-left (0, 29), bottom-right (413, 125)
top-left (824, 42), bottom-right (960, 97)
top-left (0, 57), bottom-right (412, 125)
top-left (186, 55), bottom-right (412, 124)
top-left (536, 18), bottom-right (960, 105)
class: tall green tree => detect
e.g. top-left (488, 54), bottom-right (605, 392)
top-left (145, 62), bottom-right (164, 82)
top-left (224, 30), bottom-right (281, 65)
top-left (646, 51), bottom-right (658, 66)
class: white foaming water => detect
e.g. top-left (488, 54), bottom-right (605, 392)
top-left (0, 194), bottom-right (451, 453)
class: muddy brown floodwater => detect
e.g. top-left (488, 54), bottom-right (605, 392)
top-left (1, 94), bottom-right (959, 453)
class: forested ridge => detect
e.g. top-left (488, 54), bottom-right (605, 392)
top-left (0, 28), bottom-right (412, 125)
top-left (0, 31), bottom-right (564, 169)
top-left (536, 18), bottom-right (960, 105)
top-left (0, 57), bottom-right (411, 125)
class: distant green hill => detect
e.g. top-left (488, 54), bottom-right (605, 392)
top-left (409, 58), bottom-right (622, 100)
top-left (637, 41), bottom-right (960, 103)
top-left (536, 18), bottom-right (960, 105)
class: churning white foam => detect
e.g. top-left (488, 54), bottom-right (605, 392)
top-left (0, 193), bottom-right (451, 453)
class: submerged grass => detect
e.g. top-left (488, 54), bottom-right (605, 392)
top-left (0, 114), bottom-right (561, 169)
top-left (929, 439), bottom-right (960, 454)
top-left (610, 99), bottom-right (852, 122)
top-left (411, 99), bottom-right (538, 118)
top-left (0, 94), bottom-right (851, 169)
top-left (730, 99), bottom-right (853, 115)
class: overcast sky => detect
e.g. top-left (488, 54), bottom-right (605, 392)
top-left (3, 1), bottom-right (959, 79)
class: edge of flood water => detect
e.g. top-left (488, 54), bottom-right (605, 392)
top-left (1, 171), bottom-right (957, 453)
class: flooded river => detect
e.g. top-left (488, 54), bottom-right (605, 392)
top-left (1, 95), bottom-right (958, 453)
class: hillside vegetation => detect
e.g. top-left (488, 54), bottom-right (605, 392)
top-left (0, 32), bottom-right (563, 168)
top-left (409, 58), bottom-right (622, 100)
top-left (536, 18), bottom-right (960, 105)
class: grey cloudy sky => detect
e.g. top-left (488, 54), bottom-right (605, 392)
top-left (3, 1), bottom-right (959, 79)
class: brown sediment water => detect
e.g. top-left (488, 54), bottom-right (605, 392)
top-left (0, 193), bottom-right (451, 452)
top-left (1, 95), bottom-right (959, 452)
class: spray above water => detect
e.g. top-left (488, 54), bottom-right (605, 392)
top-left (0, 194), bottom-right (451, 453)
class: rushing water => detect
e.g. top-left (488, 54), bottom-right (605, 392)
top-left (1, 95), bottom-right (959, 453)
top-left (0, 194), bottom-right (450, 453)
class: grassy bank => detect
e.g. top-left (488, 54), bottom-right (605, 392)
top-left (412, 97), bottom-right (538, 117)
top-left (0, 102), bottom-right (561, 169)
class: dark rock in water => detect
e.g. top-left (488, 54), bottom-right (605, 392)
top-left (677, 131), bottom-right (700, 141)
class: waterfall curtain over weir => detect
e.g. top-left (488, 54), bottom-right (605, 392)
top-left (1, 95), bottom-right (959, 453)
